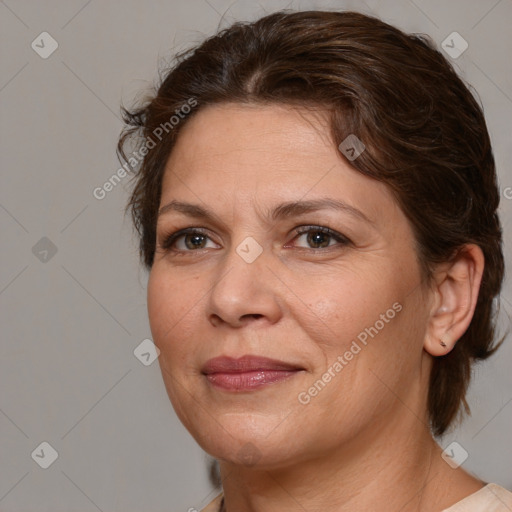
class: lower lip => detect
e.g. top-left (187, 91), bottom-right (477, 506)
top-left (205, 370), bottom-right (301, 391)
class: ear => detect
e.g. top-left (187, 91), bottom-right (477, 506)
top-left (424, 244), bottom-right (485, 357)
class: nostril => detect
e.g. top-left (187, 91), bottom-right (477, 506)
top-left (242, 314), bottom-right (263, 321)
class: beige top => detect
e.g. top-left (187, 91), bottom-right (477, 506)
top-left (200, 484), bottom-right (512, 511)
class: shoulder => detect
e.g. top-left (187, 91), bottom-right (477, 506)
top-left (199, 491), bottom-right (224, 512)
top-left (442, 483), bottom-right (512, 512)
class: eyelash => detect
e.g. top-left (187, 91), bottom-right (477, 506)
top-left (159, 225), bottom-right (351, 254)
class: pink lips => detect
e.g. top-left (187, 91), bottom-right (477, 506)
top-left (202, 355), bottom-right (304, 391)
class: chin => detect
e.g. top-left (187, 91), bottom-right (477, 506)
top-left (189, 414), bottom-right (302, 468)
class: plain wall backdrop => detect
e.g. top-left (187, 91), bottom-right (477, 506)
top-left (1, 0), bottom-right (511, 510)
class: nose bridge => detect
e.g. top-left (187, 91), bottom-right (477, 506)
top-left (207, 233), bottom-right (280, 326)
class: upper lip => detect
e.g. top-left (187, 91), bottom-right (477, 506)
top-left (202, 355), bottom-right (304, 374)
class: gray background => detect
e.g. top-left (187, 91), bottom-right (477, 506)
top-left (0, 0), bottom-right (511, 510)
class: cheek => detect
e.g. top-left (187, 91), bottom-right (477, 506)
top-left (294, 268), bottom-right (420, 421)
top-left (147, 270), bottom-right (168, 339)
top-left (299, 269), bottom-right (402, 353)
top-left (147, 268), bottom-right (189, 351)
top-left (147, 270), bottom-right (199, 408)
top-left (301, 276), bottom-right (423, 410)
top-left (147, 266), bottom-right (212, 380)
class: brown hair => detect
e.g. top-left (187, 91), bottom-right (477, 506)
top-left (117, 10), bottom-right (505, 436)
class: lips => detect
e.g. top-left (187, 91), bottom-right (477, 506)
top-left (202, 355), bottom-right (304, 391)
top-left (202, 355), bottom-right (304, 374)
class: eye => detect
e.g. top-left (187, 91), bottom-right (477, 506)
top-left (158, 225), bottom-right (351, 255)
top-left (288, 225), bottom-right (351, 250)
top-left (159, 228), bottom-right (218, 253)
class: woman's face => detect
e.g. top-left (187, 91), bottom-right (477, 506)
top-left (148, 103), bottom-right (432, 468)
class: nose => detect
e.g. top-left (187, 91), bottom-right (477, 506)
top-left (206, 244), bottom-right (283, 328)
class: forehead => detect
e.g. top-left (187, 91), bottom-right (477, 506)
top-left (159, 102), bottom-right (395, 224)
top-left (165, 102), bottom-right (334, 178)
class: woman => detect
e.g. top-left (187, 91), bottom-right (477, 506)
top-left (117, 10), bottom-right (511, 512)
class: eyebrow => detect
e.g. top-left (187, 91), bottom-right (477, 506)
top-left (158, 198), bottom-right (373, 225)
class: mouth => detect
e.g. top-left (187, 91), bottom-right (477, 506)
top-left (201, 355), bottom-right (305, 392)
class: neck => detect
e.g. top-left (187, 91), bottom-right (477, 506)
top-left (218, 401), bottom-right (482, 512)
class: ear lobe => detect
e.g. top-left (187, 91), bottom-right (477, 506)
top-left (426, 331), bottom-right (454, 357)
top-left (424, 245), bottom-right (485, 357)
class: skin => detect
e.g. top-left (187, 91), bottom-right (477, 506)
top-left (148, 103), bottom-right (485, 512)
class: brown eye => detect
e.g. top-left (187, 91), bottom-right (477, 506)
top-left (291, 226), bottom-right (350, 250)
top-left (161, 228), bottom-right (218, 252)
